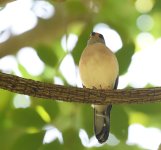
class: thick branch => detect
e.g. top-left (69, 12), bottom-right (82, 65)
top-left (0, 0), bottom-right (14, 6)
top-left (0, 72), bottom-right (161, 104)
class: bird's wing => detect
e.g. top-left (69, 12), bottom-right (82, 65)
top-left (114, 76), bottom-right (119, 90)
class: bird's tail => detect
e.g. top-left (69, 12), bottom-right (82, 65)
top-left (94, 104), bottom-right (112, 143)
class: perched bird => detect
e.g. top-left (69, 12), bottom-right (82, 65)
top-left (79, 32), bottom-right (119, 143)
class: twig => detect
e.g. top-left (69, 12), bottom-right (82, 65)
top-left (0, 72), bottom-right (161, 104)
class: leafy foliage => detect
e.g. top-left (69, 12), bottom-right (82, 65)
top-left (0, 0), bottom-right (161, 150)
top-left (36, 44), bottom-right (59, 67)
top-left (116, 42), bottom-right (135, 75)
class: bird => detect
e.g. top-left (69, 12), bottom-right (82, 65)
top-left (79, 32), bottom-right (119, 143)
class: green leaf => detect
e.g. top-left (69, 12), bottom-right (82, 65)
top-left (109, 141), bottom-right (141, 150)
top-left (0, 127), bottom-right (23, 150)
top-left (40, 139), bottom-right (63, 150)
top-left (128, 104), bottom-right (161, 128)
top-left (0, 89), bottom-right (13, 112)
top-left (40, 100), bottom-right (60, 120)
top-left (66, 1), bottom-right (87, 17)
top-left (52, 39), bottom-right (66, 61)
top-left (54, 103), bottom-right (80, 131)
top-left (0, 90), bottom-right (14, 134)
top-left (116, 42), bottom-right (135, 75)
top-left (72, 24), bottom-right (93, 64)
top-left (86, 141), bottom-right (140, 150)
top-left (63, 128), bottom-right (84, 150)
top-left (18, 64), bottom-right (35, 78)
top-left (12, 108), bottom-right (46, 128)
top-left (129, 103), bottom-right (161, 115)
top-left (36, 44), bottom-right (58, 67)
top-left (11, 131), bottom-right (45, 150)
top-left (111, 106), bottom-right (129, 141)
top-left (41, 129), bottom-right (84, 150)
top-left (80, 105), bottom-right (93, 137)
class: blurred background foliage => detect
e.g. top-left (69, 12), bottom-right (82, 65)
top-left (0, 0), bottom-right (161, 150)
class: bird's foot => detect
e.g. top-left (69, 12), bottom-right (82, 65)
top-left (96, 113), bottom-right (106, 118)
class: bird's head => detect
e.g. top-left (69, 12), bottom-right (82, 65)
top-left (87, 32), bottom-right (105, 45)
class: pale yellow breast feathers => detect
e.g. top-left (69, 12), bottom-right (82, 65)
top-left (79, 43), bottom-right (119, 89)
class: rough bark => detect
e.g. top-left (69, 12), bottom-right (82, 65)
top-left (0, 72), bottom-right (161, 104)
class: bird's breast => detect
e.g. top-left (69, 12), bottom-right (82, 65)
top-left (79, 43), bottom-right (119, 89)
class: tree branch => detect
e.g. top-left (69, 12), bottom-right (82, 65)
top-left (0, 72), bottom-right (161, 104)
top-left (0, 0), bottom-right (14, 6)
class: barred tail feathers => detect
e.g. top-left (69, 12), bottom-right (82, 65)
top-left (94, 104), bottom-right (112, 143)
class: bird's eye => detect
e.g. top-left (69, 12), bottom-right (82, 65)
top-left (91, 32), bottom-right (96, 36)
top-left (99, 34), bottom-right (104, 40)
